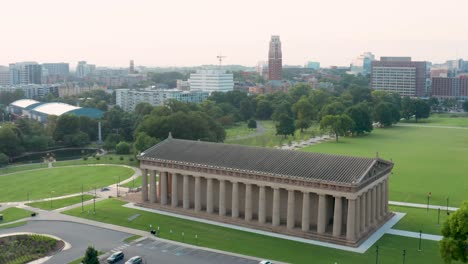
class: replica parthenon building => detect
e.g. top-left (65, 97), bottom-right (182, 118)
top-left (138, 136), bottom-right (394, 246)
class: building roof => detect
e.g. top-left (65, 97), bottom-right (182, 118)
top-left (139, 138), bottom-right (393, 186)
top-left (31, 102), bottom-right (80, 116)
top-left (65, 108), bottom-right (103, 119)
top-left (10, 99), bottom-right (40, 108)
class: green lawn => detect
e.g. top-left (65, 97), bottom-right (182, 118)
top-left (302, 125), bottom-right (468, 206)
top-left (0, 207), bottom-right (33, 224)
top-left (62, 199), bottom-right (457, 264)
top-left (225, 122), bottom-right (256, 140)
top-left (0, 163), bottom-right (48, 176)
top-left (26, 194), bottom-right (95, 210)
top-left (390, 206), bottom-right (450, 235)
top-left (0, 166), bottom-right (134, 202)
top-left (402, 113), bottom-right (468, 127)
top-left (0, 221), bottom-right (27, 229)
top-left (124, 235), bottom-right (142, 243)
top-left (227, 120), bottom-right (321, 147)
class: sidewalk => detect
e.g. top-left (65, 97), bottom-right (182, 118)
top-left (386, 229), bottom-right (443, 241)
top-left (389, 201), bottom-right (459, 211)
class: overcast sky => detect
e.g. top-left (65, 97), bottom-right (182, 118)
top-left (1, 0), bottom-right (467, 68)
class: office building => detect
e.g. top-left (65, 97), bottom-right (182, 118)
top-left (371, 57), bottom-right (427, 97)
top-left (42, 63), bottom-right (70, 76)
top-left (349, 52), bottom-right (375, 75)
top-left (137, 137), bottom-right (393, 247)
top-left (76, 61), bottom-right (96, 78)
top-left (188, 70), bottom-right (234, 93)
top-left (305, 61), bottom-right (320, 70)
top-left (268, 36), bottom-right (282, 80)
top-left (116, 89), bottom-right (209, 112)
top-left (9, 62), bottom-right (42, 85)
top-left (0, 66), bottom-right (9, 86)
top-left (431, 77), bottom-right (468, 100)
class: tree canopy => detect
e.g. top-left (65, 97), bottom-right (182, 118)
top-left (439, 201), bottom-right (468, 263)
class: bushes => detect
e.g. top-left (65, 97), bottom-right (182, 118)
top-left (0, 234), bottom-right (58, 263)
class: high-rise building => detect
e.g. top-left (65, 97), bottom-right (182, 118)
top-left (9, 62), bottom-right (42, 85)
top-left (305, 61), bottom-right (320, 70)
top-left (129, 60), bottom-right (135, 74)
top-left (116, 89), bottom-right (209, 111)
top-left (349, 52), bottom-right (375, 75)
top-left (76, 61), bottom-right (96, 78)
top-left (42, 63), bottom-right (70, 76)
top-left (0, 66), bottom-right (9, 86)
top-left (431, 76), bottom-right (468, 100)
top-left (371, 57), bottom-right (427, 97)
top-left (268, 35), bottom-right (282, 80)
top-left (188, 70), bottom-right (234, 93)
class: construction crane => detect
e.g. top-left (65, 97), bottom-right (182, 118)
top-left (217, 55), bottom-right (226, 68)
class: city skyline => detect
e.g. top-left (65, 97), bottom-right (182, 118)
top-left (1, 0), bottom-right (468, 68)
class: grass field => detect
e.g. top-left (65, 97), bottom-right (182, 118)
top-left (390, 206), bottom-right (450, 235)
top-left (302, 125), bottom-right (468, 206)
top-left (402, 113), bottom-right (468, 127)
top-left (62, 199), bottom-right (458, 264)
top-left (225, 122), bottom-right (256, 139)
top-left (226, 121), bottom-right (321, 147)
top-left (0, 221), bottom-right (27, 229)
top-left (0, 207), bottom-right (33, 224)
top-left (26, 194), bottom-right (95, 210)
top-left (0, 163), bottom-right (48, 176)
top-left (0, 166), bottom-right (134, 202)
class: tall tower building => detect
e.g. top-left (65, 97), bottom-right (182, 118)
top-left (268, 35), bottom-right (282, 80)
top-left (129, 60), bottom-right (135, 74)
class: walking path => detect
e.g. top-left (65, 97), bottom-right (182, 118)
top-left (396, 123), bottom-right (468, 129)
top-left (389, 201), bottom-right (459, 211)
top-left (386, 229), bottom-right (442, 241)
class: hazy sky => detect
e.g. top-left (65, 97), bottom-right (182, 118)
top-left (1, 0), bottom-right (467, 68)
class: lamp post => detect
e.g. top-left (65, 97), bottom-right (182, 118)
top-left (446, 197), bottom-right (450, 215)
top-left (437, 208), bottom-right (441, 225)
top-left (93, 186), bottom-right (96, 213)
top-left (402, 249), bottom-right (406, 264)
top-left (427, 192), bottom-right (432, 212)
top-left (375, 245), bottom-right (379, 264)
top-left (50, 190), bottom-right (54, 209)
top-left (81, 184), bottom-right (84, 212)
top-left (418, 230), bottom-right (422, 251)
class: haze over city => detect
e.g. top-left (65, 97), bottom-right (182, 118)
top-left (1, 0), bottom-right (468, 67)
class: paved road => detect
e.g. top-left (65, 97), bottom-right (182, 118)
top-left (0, 221), bottom-right (263, 264)
top-left (0, 221), bottom-right (130, 264)
top-left (109, 238), bottom-right (260, 264)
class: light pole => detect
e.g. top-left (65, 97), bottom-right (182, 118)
top-left (375, 245), bottom-right (379, 264)
top-left (418, 230), bottom-right (422, 251)
top-left (50, 191), bottom-right (55, 209)
top-left (81, 184), bottom-right (84, 212)
top-left (402, 249), bottom-right (406, 264)
top-left (93, 186), bottom-right (96, 213)
top-left (427, 192), bottom-right (432, 212)
top-left (437, 208), bottom-right (441, 225)
top-left (446, 197), bottom-right (450, 215)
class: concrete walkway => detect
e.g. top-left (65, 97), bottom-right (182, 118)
top-left (386, 229), bottom-right (443, 241)
top-left (389, 201), bottom-right (459, 211)
top-left (396, 123), bottom-right (468, 130)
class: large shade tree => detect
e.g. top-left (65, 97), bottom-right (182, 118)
top-left (439, 201), bottom-right (468, 263)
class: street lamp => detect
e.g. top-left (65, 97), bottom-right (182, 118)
top-left (418, 230), bottom-right (422, 251)
top-left (446, 197), bottom-right (450, 215)
top-left (402, 249), bottom-right (406, 264)
top-left (375, 245), bottom-right (379, 264)
top-left (427, 192), bottom-right (432, 212)
top-left (50, 190), bottom-right (55, 209)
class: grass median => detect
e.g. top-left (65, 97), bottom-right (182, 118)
top-left (26, 194), bottom-right (95, 211)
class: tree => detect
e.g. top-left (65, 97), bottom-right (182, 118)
top-left (276, 114), bottom-right (295, 138)
top-left (239, 98), bottom-right (255, 121)
top-left (82, 246), bottom-right (99, 264)
top-left (116, 141), bottom-right (131, 154)
top-left (320, 102), bottom-right (346, 120)
top-left (255, 100), bottom-right (273, 120)
top-left (0, 152), bottom-right (8, 167)
top-left (103, 133), bottom-right (123, 151)
top-left (373, 103), bottom-right (394, 127)
top-left (401, 97), bottom-right (415, 120)
top-left (439, 201), bottom-right (468, 263)
top-left (0, 125), bottom-right (21, 156)
top-left (271, 101), bottom-right (293, 121)
top-left (247, 119), bottom-right (257, 130)
top-left (346, 103), bottom-right (373, 135)
top-left (134, 132), bottom-right (159, 152)
top-left (463, 101), bottom-right (468, 112)
top-left (413, 99), bottom-right (430, 122)
top-left (53, 114), bottom-right (80, 142)
top-left (320, 114), bottom-right (354, 142)
top-left (289, 83), bottom-right (312, 103)
top-left (295, 118), bottom-right (312, 132)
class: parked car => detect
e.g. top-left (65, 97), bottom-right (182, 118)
top-left (259, 261), bottom-right (273, 264)
top-left (101, 187), bottom-right (111, 191)
top-left (125, 256), bottom-right (143, 264)
top-left (107, 251), bottom-right (124, 263)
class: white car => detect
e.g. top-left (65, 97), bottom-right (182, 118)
top-left (259, 261), bottom-right (273, 264)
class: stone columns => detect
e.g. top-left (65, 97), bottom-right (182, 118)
top-left (272, 188), bottom-right (280, 227)
top-left (194, 176), bottom-right (201, 212)
top-left (301, 192), bottom-right (310, 232)
top-left (346, 198), bottom-right (356, 241)
top-left (219, 180), bottom-right (226, 216)
top-left (371, 186), bottom-right (376, 226)
top-left (232, 182), bottom-right (239, 218)
top-left (376, 183), bottom-right (382, 221)
top-left (161, 171), bottom-right (168, 205)
top-left (332, 196), bottom-right (342, 237)
top-left (384, 179), bottom-right (389, 214)
top-left (183, 175), bottom-right (189, 209)
top-left (171, 173), bottom-right (178, 207)
top-left (149, 170), bottom-right (157, 203)
top-left (258, 185), bottom-right (266, 224)
top-left (245, 184), bottom-right (252, 221)
top-left (206, 178), bottom-right (213, 214)
top-left (141, 169), bottom-right (148, 202)
top-left (287, 190), bottom-right (295, 229)
top-left (355, 195), bottom-right (361, 237)
top-left (317, 194), bottom-right (327, 234)
top-left (360, 194), bottom-right (366, 234)
top-left (366, 190), bottom-right (371, 228)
